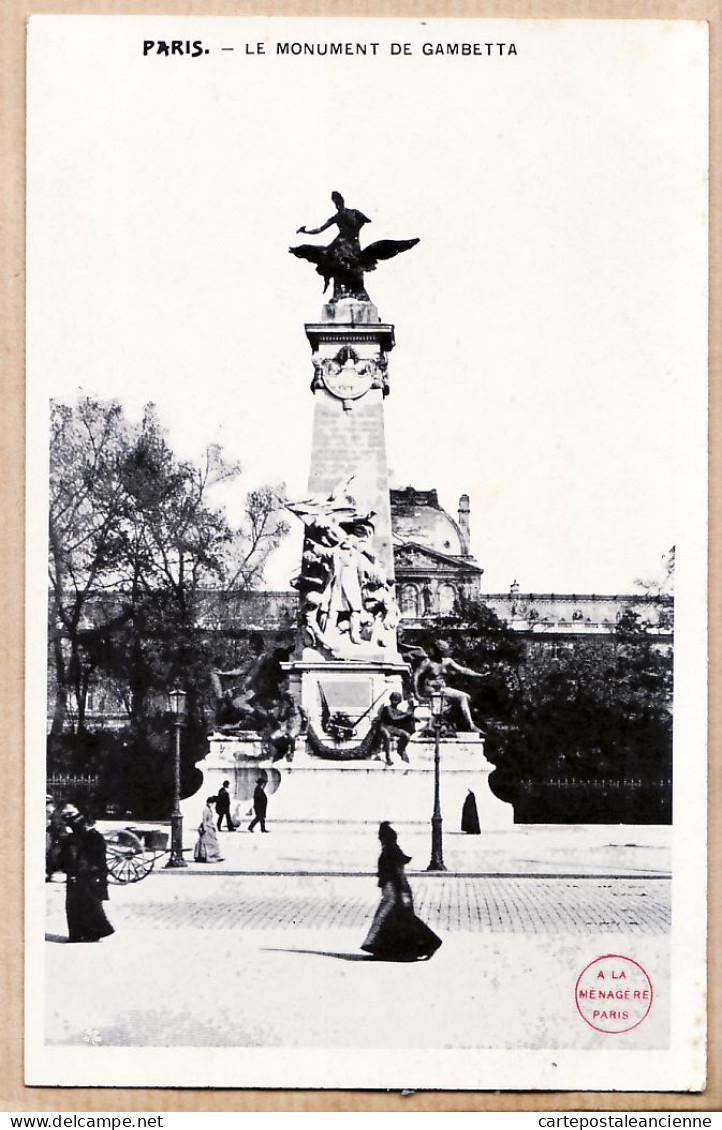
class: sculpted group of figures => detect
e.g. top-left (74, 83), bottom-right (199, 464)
top-left (212, 634), bottom-right (487, 761)
top-left (286, 475), bottom-right (400, 659)
top-left (315, 640), bottom-right (487, 763)
top-left (211, 635), bottom-right (304, 760)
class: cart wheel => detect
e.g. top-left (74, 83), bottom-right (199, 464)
top-left (106, 829), bottom-right (154, 885)
top-left (107, 849), bottom-right (154, 884)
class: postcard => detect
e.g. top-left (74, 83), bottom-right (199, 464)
top-left (25, 15), bottom-right (708, 1091)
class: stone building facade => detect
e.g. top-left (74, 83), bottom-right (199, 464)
top-left (390, 487), bottom-right (484, 620)
top-left (48, 486), bottom-right (672, 731)
top-left (389, 486), bottom-right (671, 642)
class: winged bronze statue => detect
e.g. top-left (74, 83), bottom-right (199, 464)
top-left (290, 192), bottom-right (419, 302)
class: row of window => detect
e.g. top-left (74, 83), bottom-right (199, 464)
top-left (398, 582), bottom-right (459, 617)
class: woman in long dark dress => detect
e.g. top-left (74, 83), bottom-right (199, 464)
top-left (461, 789), bottom-right (481, 834)
top-left (64, 814), bottom-right (114, 943)
top-left (361, 822), bottom-right (442, 961)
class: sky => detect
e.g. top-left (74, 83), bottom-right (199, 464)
top-left (26, 16), bottom-right (708, 595)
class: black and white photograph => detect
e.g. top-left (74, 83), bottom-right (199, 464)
top-left (25, 15), bottom-right (707, 1091)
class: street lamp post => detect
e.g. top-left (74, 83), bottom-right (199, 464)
top-left (426, 689), bottom-right (447, 872)
top-left (165, 687), bottom-right (188, 869)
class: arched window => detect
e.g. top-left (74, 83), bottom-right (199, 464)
top-left (400, 584), bottom-right (420, 618)
top-left (438, 583), bottom-right (457, 615)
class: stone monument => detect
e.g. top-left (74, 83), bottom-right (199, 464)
top-left (283, 190), bottom-right (417, 746)
top-left (184, 194), bottom-right (513, 832)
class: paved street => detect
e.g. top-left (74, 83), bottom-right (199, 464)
top-left (38, 825), bottom-right (672, 1071)
top-left (100, 819), bottom-right (672, 878)
top-left (47, 871), bottom-right (670, 936)
top-left (41, 869), bottom-right (670, 1058)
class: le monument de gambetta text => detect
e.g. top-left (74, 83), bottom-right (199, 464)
top-left (141, 39), bottom-right (519, 58)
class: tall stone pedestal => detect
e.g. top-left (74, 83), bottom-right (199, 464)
top-left (285, 296), bottom-right (407, 739)
top-left (181, 732), bottom-right (514, 836)
top-left (303, 313), bottom-right (396, 606)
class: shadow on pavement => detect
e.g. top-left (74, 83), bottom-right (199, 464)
top-left (45, 933), bottom-right (69, 944)
top-left (262, 947), bottom-right (373, 962)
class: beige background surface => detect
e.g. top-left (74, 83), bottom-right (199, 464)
top-left (2, 0), bottom-right (718, 1113)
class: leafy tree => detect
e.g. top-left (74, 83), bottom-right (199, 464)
top-left (487, 609), bottom-right (673, 822)
top-left (48, 396), bottom-right (289, 811)
top-left (48, 399), bottom-right (133, 734)
top-left (405, 595), bottom-right (672, 822)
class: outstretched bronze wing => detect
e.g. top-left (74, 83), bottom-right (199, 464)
top-left (359, 238), bottom-right (420, 272)
top-left (289, 243), bottom-right (333, 290)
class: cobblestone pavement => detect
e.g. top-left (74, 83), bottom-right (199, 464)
top-left (46, 872), bottom-right (671, 937)
top-left (41, 872), bottom-right (672, 1064)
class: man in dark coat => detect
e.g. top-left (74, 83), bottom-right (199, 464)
top-left (216, 779), bottom-right (235, 831)
top-left (248, 777), bottom-right (269, 833)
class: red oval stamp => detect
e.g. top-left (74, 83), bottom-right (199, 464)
top-left (575, 954), bottom-right (653, 1034)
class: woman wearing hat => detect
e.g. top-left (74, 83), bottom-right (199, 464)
top-left (194, 797), bottom-right (224, 862)
top-left (361, 823), bottom-right (442, 961)
top-left (63, 812), bottom-right (114, 943)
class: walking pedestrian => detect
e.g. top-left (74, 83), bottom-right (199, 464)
top-left (248, 776), bottom-right (270, 833)
top-left (216, 780), bottom-right (235, 831)
top-left (361, 822), bottom-right (442, 961)
top-left (63, 812), bottom-right (114, 944)
top-left (194, 797), bottom-right (224, 862)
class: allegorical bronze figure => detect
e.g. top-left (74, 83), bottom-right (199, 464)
top-left (289, 192), bottom-right (419, 302)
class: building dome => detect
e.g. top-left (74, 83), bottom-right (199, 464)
top-left (390, 488), bottom-right (466, 556)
